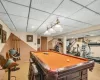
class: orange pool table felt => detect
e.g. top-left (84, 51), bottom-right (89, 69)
top-left (32, 52), bottom-right (88, 70)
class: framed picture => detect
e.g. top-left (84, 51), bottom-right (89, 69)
top-left (27, 35), bottom-right (33, 42)
top-left (0, 24), bottom-right (2, 39)
top-left (2, 30), bottom-right (7, 43)
top-left (37, 38), bottom-right (40, 44)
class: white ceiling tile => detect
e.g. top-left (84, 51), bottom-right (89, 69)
top-left (27, 19), bottom-right (43, 32)
top-left (6, 0), bottom-right (30, 6)
top-left (70, 8), bottom-right (100, 25)
top-left (88, 0), bottom-right (100, 13)
top-left (16, 29), bottom-right (26, 32)
top-left (10, 15), bottom-right (27, 31)
top-left (28, 19), bottom-right (42, 27)
top-left (0, 2), bottom-right (6, 13)
top-left (0, 13), bottom-right (10, 21)
top-left (35, 15), bottom-right (58, 34)
top-left (0, 13), bottom-right (16, 31)
top-left (30, 9), bottom-right (50, 21)
top-left (3, 20), bottom-right (16, 31)
top-left (35, 14), bottom-right (91, 35)
top-left (54, 0), bottom-right (82, 17)
top-left (1, 0), bottom-right (29, 17)
top-left (73, 0), bottom-right (95, 6)
top-left (27, 25), bottom-right (38, 32)
top-left (35, 24), bottom-right (47, 34)
top-left (60, 18), bottom-right (91, 28)
top-left (31, 0), bottom-right (62, 13)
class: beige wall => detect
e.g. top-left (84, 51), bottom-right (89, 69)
top-left (85, 35), bottom-right (100, 42)
top-left (85, 36), bottom-right (100, 57)
top-left (0, 20), bottom-right (11, 53)
top-left (12, 32), bottom-right (37, 50)
top-left (91, 46), bottom-right (100, 57)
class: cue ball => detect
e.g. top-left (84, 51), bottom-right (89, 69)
top-left (67, 59), bottom-right (70, 62)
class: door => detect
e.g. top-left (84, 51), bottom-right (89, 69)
top-left (41, 37), bottom-right (47, 51)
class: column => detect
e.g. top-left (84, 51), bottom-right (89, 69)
top-left (63, 36), bottom-right (67, 54)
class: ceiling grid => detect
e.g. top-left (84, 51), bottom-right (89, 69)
top-left (0, 0), bottom-right (100, 37)
top-left (0, 0), bottom-right (17, 31)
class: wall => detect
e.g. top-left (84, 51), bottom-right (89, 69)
top-left (85, 35), bottom-right (100, 42)
top-left (0, 20), bottom-right (11, 54)
top-left (37, 36), bottom-right (54, 51)
top-left (0, 34), bottom-right (12, 57)
top-left (12, 32), bottom-right (37, 50)
top-left (85, 36), bottom-right (100, 57)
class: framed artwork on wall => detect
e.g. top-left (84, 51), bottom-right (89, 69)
top-left (27, 35), bottom-right (33, 42)
top-left (37, 38), bottom-right (40, 44)
top-left (2, 30), bottom-right (7, 43)
top-left (0, 24), bottom-right (2, 39)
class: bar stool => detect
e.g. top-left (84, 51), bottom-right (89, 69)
top-left (4, 59), bottom-right (18, 80)
top-left (0, 54), bottom-right (18, 80)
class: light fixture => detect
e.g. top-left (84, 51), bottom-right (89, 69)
top-left (48, 24), bottom-right (56, 33)
top-left (44, 30), bottom-right (51, 35)
top-left (54, 18), bottom-right (63, 32)
top-left (54, 24), bottom-right (63, 32)
top-left (48, 28), bottom-right (56, 33)
top-left (43, 18), bottom-right (63, 35)
top-left (44, 27), bottom-right (51, 35)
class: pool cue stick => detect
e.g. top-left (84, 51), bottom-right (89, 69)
top-left (18, 39), bottom-right (20, 54)
top-left (11, 35), bottom-right (13, 49)
top-left (18, 39), bottom-right (20, 53)
top-left (14, 37), bottom-right (15, 49)
top-left (14, 37), bottom-right (16, 50)
top-left (17, 39), bottom-right (18, 52)
top-left (16, 38), bottom-right (18, 52)
top-left (17, 38), bottom-right (19, 52)
top-left (16, 38), bottom-right (17, 51)
top-left (12, 34), bottom-right (13, 48)
top-left (12, 35), bottom-right (14, 49)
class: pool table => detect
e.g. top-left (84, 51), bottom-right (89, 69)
top-left (29, 51), bottom-right (94, 80)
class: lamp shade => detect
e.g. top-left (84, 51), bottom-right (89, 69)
top-left (54, 24), bottom-right (63, 32)
top-left (44, 30), bottom-right (51, 35)
top-left (48, 28), bottom-right (56, 33)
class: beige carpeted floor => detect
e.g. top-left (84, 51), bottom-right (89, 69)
top-left (3, 61), bottom-right (29, 80)
top-left (3, 62), bottom-right (100, 80)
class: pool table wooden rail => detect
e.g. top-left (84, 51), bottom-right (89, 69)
top-left (30, 51), bottom-right (95, 80)
top-left (30, 51), bottom-right (94, 71)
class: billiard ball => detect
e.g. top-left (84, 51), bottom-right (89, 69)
top-left (67, 59), bottom-right (69, 62)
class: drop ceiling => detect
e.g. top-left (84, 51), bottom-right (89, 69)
top-left (0, 0), bottom-right (100, 37)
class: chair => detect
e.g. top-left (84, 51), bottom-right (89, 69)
top-left (0, 54), bottom-right (19, 80)
top-left (9, 49), bottom-right (20, 61)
